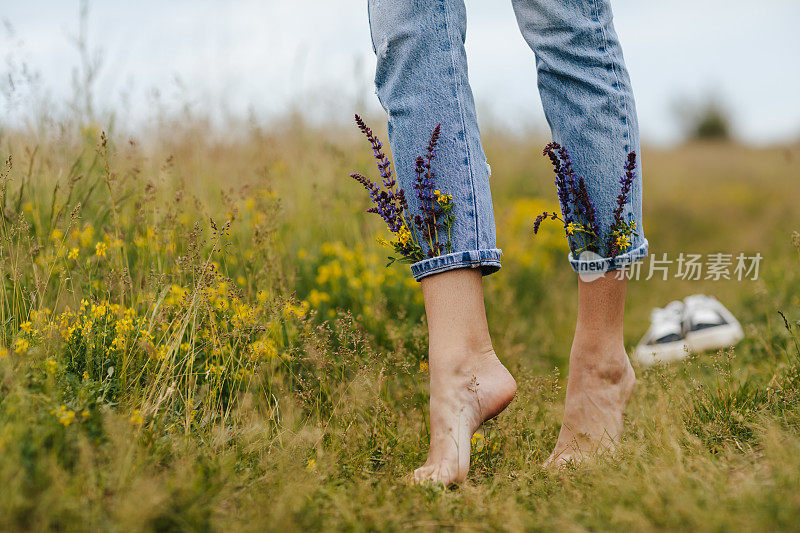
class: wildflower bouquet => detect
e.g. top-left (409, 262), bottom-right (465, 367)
top-left (533, 142), bottom-right (638, 259)
top-left (350, 115), bottom-right (455, 265)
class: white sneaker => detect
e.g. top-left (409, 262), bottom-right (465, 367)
top-left (635, 301), bottom-right (690, 366)
top-left (682, 294), bottom-right (744, 353)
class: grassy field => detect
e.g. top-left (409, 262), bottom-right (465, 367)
top-left (0, 117), bottom-right (798, 531)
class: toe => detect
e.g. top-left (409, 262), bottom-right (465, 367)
top-left (544, 449), bottom-right (584, 470)
top-left (413, 463), bottom-right (458, 486)
top-left (412, 465), bottom-right (434, 484)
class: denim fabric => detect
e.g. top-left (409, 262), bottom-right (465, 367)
top-left (410, 249), bottom-right (502, 280)
top-left (368, 0), bottom-right (648, 282)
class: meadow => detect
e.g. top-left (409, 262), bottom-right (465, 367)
top-left (0, 115), bottom-right (798, 531)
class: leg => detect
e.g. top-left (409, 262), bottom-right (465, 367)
top-left (368, 0), bottom-right (501, 280)
top-left (415, 269), bottom-right (516, 484)
top-left (368, 1), bottom-right (514, 485)
top-left (548, 273), bottom-right (635, 465)
top-left (511, 0), bottom-right (648, 268)
top-left (510, 0), bottom-right (646, 463)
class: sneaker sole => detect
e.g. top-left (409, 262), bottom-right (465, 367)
top-left (685, 323), bottom-right (744, 353)
top-left (634, 341), bottom-right (691, 367)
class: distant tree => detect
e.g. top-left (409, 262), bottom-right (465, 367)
top-left (673, 93), bottom-right (733, 142)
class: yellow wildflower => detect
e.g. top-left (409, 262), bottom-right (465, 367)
top-left (95, 242), bottom-right (108, 257)
top-left (13, 338), bottom-right (29, 354)
top-left (51, 228), bottom-right (64, 241)
top-left (315, 260), bottom-right (343, 285)
top-left (108, 236), bottom-right (124, 249)
top-left (308, 289), bottom-right (331, 307)
top-left (250, 338), bottom-right (278, 360)
top-left (91, 304), bottom-right (107, 319)
top-left (320, 241), bottom-right (337, 256)
top-left (61, 410), bottom-right (75, 426)
top-left (51, 405), bottom-right (75, 427)
top-left (615, 234), bottom-right (631, 250)
top-left (76, 224), bottom-right (95, 247)
top-left (419, 361), bottom-right (429, 373)
top-left (165, 284), bottom-right (187, 306)
top-left (0, 346), bottom-right (8, 358)
top-left (306, 458), bottom-right (316, 471)
top-left (283, 300), bottom-right (309, 319)
top-left (434, 190), bottom-right (452, 205)
top-left (68, 247), bottom-right (80, 260)
top-left (397, 225), bottom-right (412, 246)
top-left (566, 222), bottom-right (577, 235)
top-left (129, 409), bottom-right (144, 425)
top-left (155, 345), bottom-right (170, 361)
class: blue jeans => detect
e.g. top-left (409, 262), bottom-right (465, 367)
top-left (368, 0), bottom-right (649, 281)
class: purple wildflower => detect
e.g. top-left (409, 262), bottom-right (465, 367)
top-left (413, 156), bottom-right (430, 204)
top-left (533, 212), bottom-right (549, 235)
top-left (544, 143), bottom-right (597, 233)
top-left (352, 115), bottom-right (407, 233)
top-left (355, 114), bottom-right (395, 190)
top-left (543, 142), bottom-right (573, 223)
top-left (538, 143), bottom-right (638, 258)
top-left (411, 125), bottom-right (444, 254)
top-left (419, 125), bottom-right (440, 204)
top-left (612, 151), bottom-right (636, 223)
top-left (350, 172), bottom-right (380, 205)
top-left (555, 144), bottom-right (579, 207)
top-left (413, 155), bottom-right (437, 251)
top-left (426, 124), bottom-right (441, 163)
top-left (607, 150), bottom-right (637, 257)
top-left (414, 214), bottom-right (425, 233)
top-left (352, 174), bottom-right (400, 232)
top-left (349, 117), bottom-right (454, 261)
top-left (396, 188), bottom-right (408, 212)
top-left (426, 125), bottom-right (443, 253)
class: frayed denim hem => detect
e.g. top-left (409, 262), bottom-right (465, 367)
top-left (410, 248), bottom-right (502, 282)
top-left (568, 238), bottom-right (649, 274)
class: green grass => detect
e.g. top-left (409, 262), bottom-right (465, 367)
top-left (0, 117), bottom-right (799, 531)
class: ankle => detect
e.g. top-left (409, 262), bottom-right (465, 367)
top-left (571, 330), bottom-right (624, 355)
top-left (428, 343), bottom-right (496, 376)
top-left (568, 339), bottom-right (633, 386)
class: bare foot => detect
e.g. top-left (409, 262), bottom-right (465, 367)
top-left (545, 339), bottom-right (635, 468)
top-left (412, 349), bottom-right (517, 486)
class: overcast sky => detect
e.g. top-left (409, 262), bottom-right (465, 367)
top-left (2, 1), bottom-right (799, 145)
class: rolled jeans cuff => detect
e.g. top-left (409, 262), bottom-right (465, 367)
top-left (568, 238), bottom-right (649, 275)
top-left (410, 248), bottom-right (502, 282)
